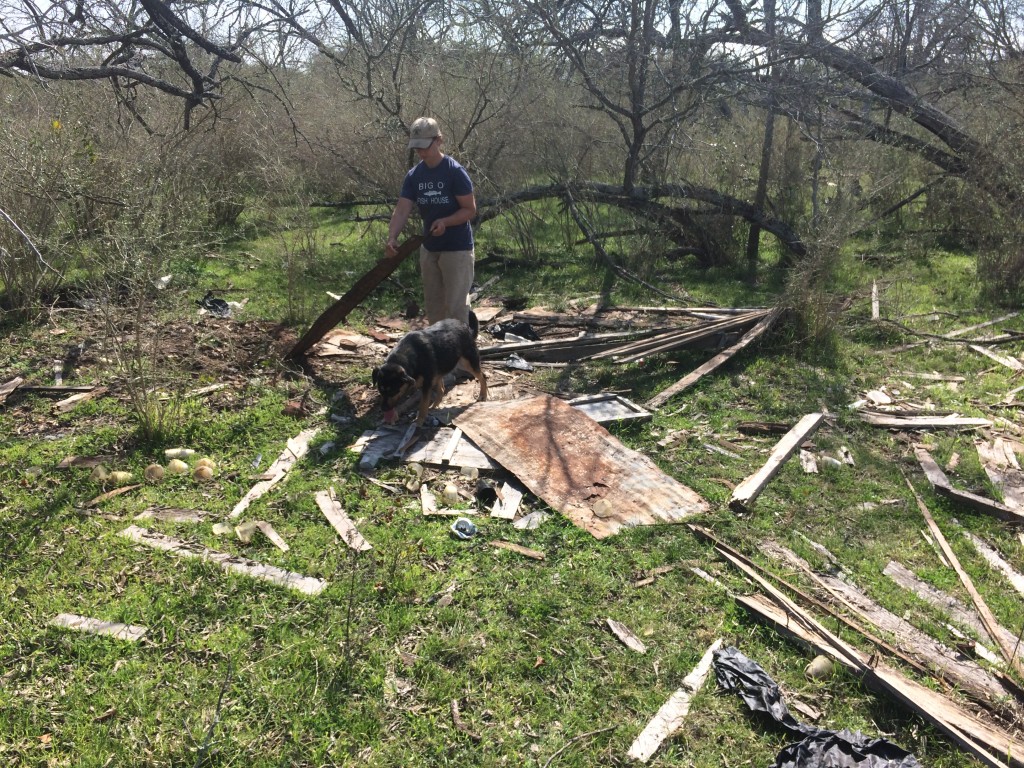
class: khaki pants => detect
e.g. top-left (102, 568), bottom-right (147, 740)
top-left (419, 247), bottom-right (474, 326)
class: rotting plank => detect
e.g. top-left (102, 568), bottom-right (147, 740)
top-left (49, 613), bottom-right (147, 642)
top-left (119, 525), bottom-right (326, 595)
top-left (230, 427), bottom-right (318, 518)
top-left (456, 396), bottom-right (709, 539)
top-left (591, 310), bottom-right (769, 364)
top-left (977, 439), bottom-right (1024, 510)
top-left (883, 560), bottom-right (1023, 660)
top-left (135, 506), bottom-right (209, 523)
top-left (729, 413), bottom-right (824, 512)
top-left (315, 489), bottom-right (372, 551)
top-left (645, 308), bottom-right (783, 408)
top-left (488, 540), bottom-right (545, 560)
top-left (491, 481), bottom-right (524, 520)
top-left (969, 345), bottom-right (1024, 372)
top-left (0, 376), bottom-right (25, 404)
top-left (627, 638), bottom-right (722, 763)
top-left (859, 412), bottom-right (991, 429)
top-left (906, 478), bottom-right (1024, 678)
top-left (84, 484), bottom-right (142, 507)
top-left (606, 618), bottom-right (647, 653)
top-left (285, 235), bottom-right (422, 360)
top-left (916, 446), bottom-right (1024, 523)
top-left (761, 542), bottom-right (1013, 709)
top-left (965, 532), bottom-right (1024, 598)
top-left (54, 386), bottom-right (108, 413)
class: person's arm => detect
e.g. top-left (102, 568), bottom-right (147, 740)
top-left (385, 197), bottom-right (415, 257)
top-left (429, 192), bottom-right (477, 237)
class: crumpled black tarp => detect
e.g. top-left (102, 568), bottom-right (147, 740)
top-left (713, 646), bottom-right (921, 768)
top-left (487, 321), bottom-right (540, 341)
top-left (197, 291), bottom-right (231, 318)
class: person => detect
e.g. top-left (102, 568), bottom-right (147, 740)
top-left (385, 117), bottom-right (477, 328)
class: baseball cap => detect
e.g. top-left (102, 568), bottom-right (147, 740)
top-left (408, 117), bottom-right (440, 149)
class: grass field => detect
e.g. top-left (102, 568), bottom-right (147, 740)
top-left (1, 212), bottom-right (1022, 767)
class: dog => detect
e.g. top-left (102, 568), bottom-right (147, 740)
top-left (372, 317), bottom-right (487, 426)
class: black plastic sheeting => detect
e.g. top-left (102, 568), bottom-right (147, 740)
top-left (713, 646), bottom-right (921, 768)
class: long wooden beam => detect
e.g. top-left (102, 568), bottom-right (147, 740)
top-left (285, 235), bottom-right (423, 361)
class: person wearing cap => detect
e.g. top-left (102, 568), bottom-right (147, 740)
top-left (386, 117), bottom-right (477, 327)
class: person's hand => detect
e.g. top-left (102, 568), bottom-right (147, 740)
top-left (385, 237), bottom-right (399, 258)
top-left (430, 219), bottom-right (447, 237)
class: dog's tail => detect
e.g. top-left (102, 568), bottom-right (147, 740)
top-left (468, 309), bottom-right (479, 339)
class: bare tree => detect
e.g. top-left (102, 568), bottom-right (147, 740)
top-left (0, 0), bottom-right (263, 127)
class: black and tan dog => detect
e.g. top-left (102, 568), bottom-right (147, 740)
top-left (373, 318), bottom-right (488, 425)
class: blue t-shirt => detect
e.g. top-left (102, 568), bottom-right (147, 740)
top-left (400, 156), bottom-right (474, 251)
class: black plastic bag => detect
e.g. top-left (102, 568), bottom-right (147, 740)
top-left (713, 646), bottom-right (920, 768)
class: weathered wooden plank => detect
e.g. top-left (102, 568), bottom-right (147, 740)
top-left (606, 618), bottom-right (647, 653)
top-left (488, 540), bottom-right (545, 560)
top-left (230, 427), bottom-right (318, 518)
top-left (119, 525), bottom-right (326, 595)
top-left (729, 413), bottom-right (824, 512)
top-left (646, 308), bottom-right (782, 408)
top-left (859, 412), bottom-right (991, 429)
top-left (456, 396), bottom-right (709, 538)
top-left (882, 560), bottom-right (1022, 660)
top-left (969, 345), bottom-right (1024, 371)
top-left (761, 542), bottom-right (1013, 708)
top-left (977, 439), bottom-right (1024, 510)
top-left (627, 638), bottom-right (722, 763)
top-left (907, 479), bottom-right (1024, 677)
top-left (965, 532), bottom-right (1024, 598)
top-left (490, 481), bottom-right (524, 520)
top-left (49, 613), bottom-right (147, 642)
top-left (135, 506), bottom-right (209, 523)
top-left (314, 489), bottom-right (372, 551)
top-left (914, 445), bottom-right (952, 488)
top-left (54, 386), bottom-right (108, 412)
top-left (286, 235), bottom-right (423, 360)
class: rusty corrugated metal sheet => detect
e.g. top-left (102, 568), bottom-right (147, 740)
top-left (455, 395), bottom-right (709, 538)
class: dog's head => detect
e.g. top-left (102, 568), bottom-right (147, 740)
top-left (372, 362), bottom-right (416, 411)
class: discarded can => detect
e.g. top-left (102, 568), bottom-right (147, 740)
top-left (164, 448), bottom-right (196, 460)
top-left (450, 517), bottom-right (477, 540)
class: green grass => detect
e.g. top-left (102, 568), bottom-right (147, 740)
top-left (2, 220), bottom-right (1023, 767)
